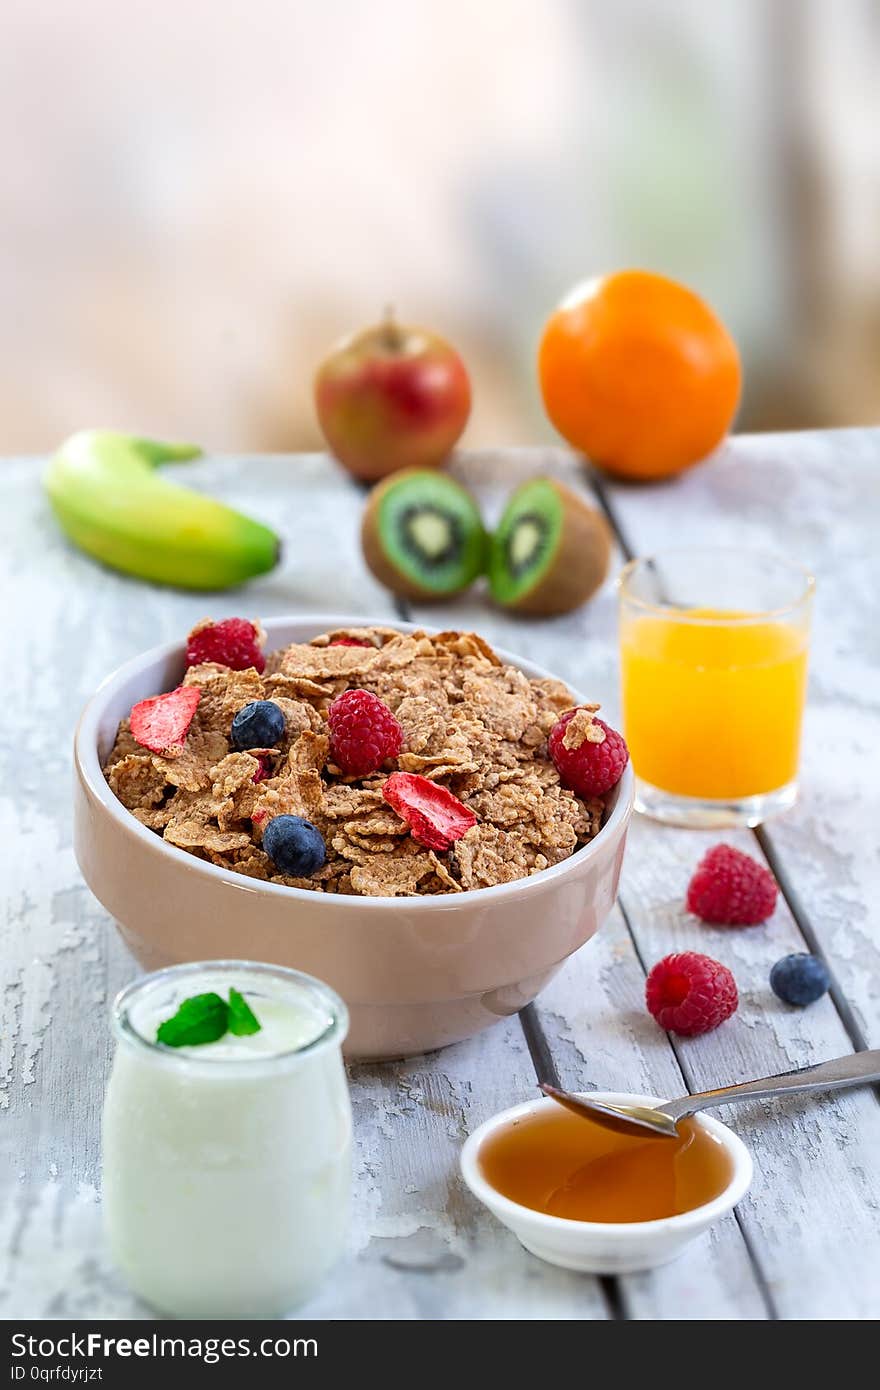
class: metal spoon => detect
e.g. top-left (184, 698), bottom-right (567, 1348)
top-left (540, 1047), bottom-right (880, 1139)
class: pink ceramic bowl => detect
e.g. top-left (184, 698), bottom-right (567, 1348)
top-left (73, 615), bottom-right (633, 1059)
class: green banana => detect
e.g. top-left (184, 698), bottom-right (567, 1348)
top-left (45, 430), bottom-right (280, 590)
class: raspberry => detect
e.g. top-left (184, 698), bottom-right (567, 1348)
top-left (686, 844), bottom-right (778, 926)
top-left (327, 688), bottom-right (403, 776)
top-left (185, 618), bottom-right (266, 673)
top-left (382, 772), bottom-right (477, 852)
top-left (646, 952), bottom-right (738, 1037)
top-left (548, 710), bottom-right (628, 798)
top-left (329, 638), bottom-right (373, 647)
top-left (130, 685), bottom-right (201, 755)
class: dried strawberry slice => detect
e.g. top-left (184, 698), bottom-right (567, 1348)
top-left (130, 686), bottom-right (201, 756)
top-left (250, 751), bottom-right (275, 783)
top-left (328, 638), bottom-right (373, 648)
top-left (382, 772), bottom-right (476, 852)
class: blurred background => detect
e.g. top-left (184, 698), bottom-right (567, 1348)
top-left (2, 0), bottom-right (878, 454)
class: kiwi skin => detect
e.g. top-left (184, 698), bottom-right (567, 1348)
top-left (494, 480), bottom-right (612, 616)
top-left (361, 470), bottom-right (484, 601)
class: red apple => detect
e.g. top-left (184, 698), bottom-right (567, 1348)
top-left (314, 312), bottom-right (471, 481)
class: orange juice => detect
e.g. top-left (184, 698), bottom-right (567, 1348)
top-left (621, 609), bottom-right (809, 799)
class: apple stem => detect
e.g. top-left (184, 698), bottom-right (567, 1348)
top-left (381, 304), bottom-right (403, 350)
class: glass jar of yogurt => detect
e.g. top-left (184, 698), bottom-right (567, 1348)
top-left (103, 960), bottom-right (351, 1318)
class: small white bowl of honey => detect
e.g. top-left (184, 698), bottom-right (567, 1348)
top-left (460, 1092), bottom-right (753, 1273)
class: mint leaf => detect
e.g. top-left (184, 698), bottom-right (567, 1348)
top-left (155, 987), bottom-right (261, 1046)
top-left (227, 987), bottom-right (261, 1036)
top-left (156, 992), bottom-right (229, 1047)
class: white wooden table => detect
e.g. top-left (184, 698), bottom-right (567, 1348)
top-left (2, 431), bottom-right (879, 1320)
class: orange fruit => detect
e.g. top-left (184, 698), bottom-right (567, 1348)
top-left (538, 270), bottom-right (741, 481)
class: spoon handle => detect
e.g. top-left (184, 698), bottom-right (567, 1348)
top-left (662, 1048), bottom-right (880, 1121)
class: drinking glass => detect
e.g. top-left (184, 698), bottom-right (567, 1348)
top-left (618, 548), bottom-right (814, 827)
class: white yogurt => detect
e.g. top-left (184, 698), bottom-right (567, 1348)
top-left (103, 962), bottom-right (351, 1318)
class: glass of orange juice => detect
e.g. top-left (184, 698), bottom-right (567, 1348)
top-left (619, 549), bottom-right (814, 827)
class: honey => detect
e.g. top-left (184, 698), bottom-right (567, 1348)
top-left (479, 1106), bottom-right (733, 1223)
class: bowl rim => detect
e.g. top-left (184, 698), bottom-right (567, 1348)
top-left (459, 1092), bottom-right (753, 1237)
top-left (75, 613), bottom-right (634, 909)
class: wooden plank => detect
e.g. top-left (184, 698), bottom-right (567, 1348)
top-left (0, 454), bottom-right (608, 1319)
top-left (308, 1024), bottom-right (608, 1320)
top-left (598, 428), bottom-right (880, 1048)
top-left (592, 422), bottom-right (880, 1314)
top-left (619, 817), bottom-right (880, 1321)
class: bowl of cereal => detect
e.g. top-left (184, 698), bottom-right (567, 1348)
top-left (74, 616), bottom-right (633, 1059)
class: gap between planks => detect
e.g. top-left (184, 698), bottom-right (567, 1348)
top-left (518, 1003), bottom-right (627, 1321)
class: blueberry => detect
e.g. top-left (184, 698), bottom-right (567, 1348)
top-left (770, 953), bottom-right (831, 1006)
top-left (231, 700), bottom-right (285, 751)
top-left (263, 815), bottom-right (326, 877)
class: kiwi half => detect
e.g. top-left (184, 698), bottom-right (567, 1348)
top-left (488, 477), bottom-right (611, 615)
top-left (361, 469), bottom-right (486, 600)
